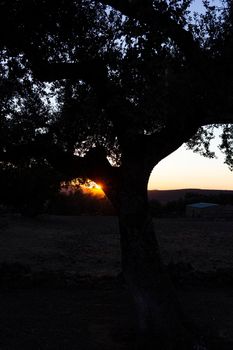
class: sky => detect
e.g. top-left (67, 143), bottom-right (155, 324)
top-left (148, 135), bottom-right (233, 190)
top-left (148, 1), bottom-right (232, 191)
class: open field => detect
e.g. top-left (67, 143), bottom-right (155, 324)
top-left (0, 215), bottom-right (233, 275)
top-left (0, 215), bottom-right (121, 278)
top-left (0, 215), bottom-right (233, 349)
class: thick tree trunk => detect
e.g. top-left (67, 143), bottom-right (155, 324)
top-left (113, 164), bottom-right (201, 350)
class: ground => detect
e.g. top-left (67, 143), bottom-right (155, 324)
top-left (0, 215), bottom-right (233, 349)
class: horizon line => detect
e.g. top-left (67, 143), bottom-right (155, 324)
top-left (148, 187), bottom-right (233, 191)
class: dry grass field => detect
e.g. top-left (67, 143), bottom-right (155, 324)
top-left (0, 215), bottom-right (232, 275)
top-left (0, 215), bottom-right (233, 349)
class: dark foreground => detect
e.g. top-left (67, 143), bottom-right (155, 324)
top-left (0, 215), bottom-right (233, 349)
top-left (0, 281), bottom-right (135, 350)
top-left (0, 279), bottom-right (233, 350)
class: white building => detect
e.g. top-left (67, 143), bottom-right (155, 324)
top-left (186, 202), bottom-right (233, 219)
top-left (186, 202), bottom-right (219, 218)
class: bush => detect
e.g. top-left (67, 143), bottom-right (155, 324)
top-left (150, 199), bottom-right (185, 218)
top-left (47, 188), bottom-right (115, 215)
top-left (0, 163), bottom-right (61, 216)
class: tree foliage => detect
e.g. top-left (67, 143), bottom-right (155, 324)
top-left (1, 1), bottom-right (233, 348)
top-left (0, 0), bottom-right (232, 180)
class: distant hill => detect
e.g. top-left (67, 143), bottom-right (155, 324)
top-left (148, 189), bottom-right (233, 204)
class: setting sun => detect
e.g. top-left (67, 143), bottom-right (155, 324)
top-left (60, 178), bottom-right (105, 197)
top-left (94, 183), bottom-right (102, 190)
top-left (80, 180), bottom-right (105, 197)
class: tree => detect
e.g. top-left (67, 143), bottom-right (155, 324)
top-left (0, 0), bottom-right (233, 348)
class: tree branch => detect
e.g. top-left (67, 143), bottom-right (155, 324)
top-left (32, 60), bottom-right (108, 87)
top-left (0, 141), bottom-right (118, 191)
top-left (100, 0), bottom-right (203, 64)
top-left (144, 123), bottom-right (200, 167)
top-left (200, 113), bottom-right (233, 126)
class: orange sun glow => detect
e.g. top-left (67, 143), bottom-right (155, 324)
top-left (94, 184), bottom-right (102, 190)
top-left (60, 179), bottom-right (105, 197)
top-left (80, 181), bottom-right (105, 197)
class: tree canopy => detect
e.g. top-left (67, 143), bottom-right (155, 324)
top-left (1, 1), bottom-right (233, 348)
top-left (0, 0), bottom-right (232, 189)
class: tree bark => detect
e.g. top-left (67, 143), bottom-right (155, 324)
top-left (111, 162), bottom-right (201, 350)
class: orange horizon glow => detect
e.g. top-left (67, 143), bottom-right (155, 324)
top-left (60, 179), bottom-right (105, 198)
top-left (94, 183), bottom-right (102, 190)
top-left (80, 181), bottom-right (105, 197)
top-left (60, 128), bottom-right (233, 194)
top-left (148, 143), bottom-right (233, 191)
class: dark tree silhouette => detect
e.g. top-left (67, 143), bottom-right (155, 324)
top-left (0, 0), bottom-right (233, 348)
